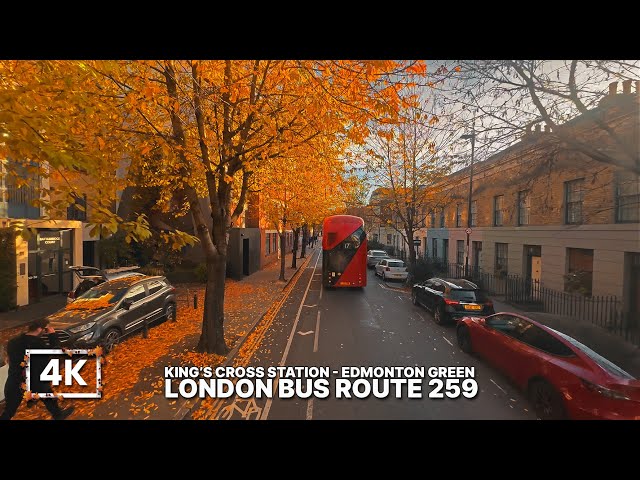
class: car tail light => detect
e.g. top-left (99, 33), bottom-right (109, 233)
top-left (385, 267), bottom-right (390, 271)
top-left (581, 379), bottom-right (631, 400)
top-left (67, 291), bottom-right (75, 300)
top-left (444, 298), bottom-right (460, 305)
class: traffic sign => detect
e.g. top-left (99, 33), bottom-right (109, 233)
top-left (413, 239), bottom-right (421, 246)
top-left (465, 228), bottom-right (472, 235)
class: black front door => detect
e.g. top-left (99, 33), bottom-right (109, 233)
top-left (242, 238), bottom-right (250, 276)
top-left (28, 229), bottom-right (73, 303)
top-left (472, 241), bottom-right (482, 270)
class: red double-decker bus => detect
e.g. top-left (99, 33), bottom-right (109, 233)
top-left (322, 215), bottom-right (367, 288)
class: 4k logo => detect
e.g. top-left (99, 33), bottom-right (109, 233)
top-left (26, 349), bottom-right (102, 399)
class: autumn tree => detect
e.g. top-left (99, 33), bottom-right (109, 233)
top-left (1, 60), bottom-right (426, 354)
top-left (0, 60), bottom-right (153, 241)
top-left (430, 60), bottom-right (640, 174)
top-left (259, 136), bottom-right (349, 280)
top-left (361, 88), bottom-right (454, 270)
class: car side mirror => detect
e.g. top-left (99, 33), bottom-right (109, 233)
top-left (122, 299), bottom-right (132, 310)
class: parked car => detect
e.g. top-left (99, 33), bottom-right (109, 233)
top-left (48, 275), bottom-right (177, 352)
top-left (366, 250), bottom-right (390, 268)
top-left (456, 312), bottom-right (640, 420)
top-left (67, 265), bottom-right (145, 303)
top-left (411, 277), bottom-right (494, 324)
top-left (375, 259), bottom-right (408, 282)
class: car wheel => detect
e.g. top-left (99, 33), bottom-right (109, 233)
top-left (456, 325), bottom-right (472, 353)
top-left (529, 379), bottom-right (566, 420)
top-left (164, 303), bottom-right (176, 321)
top-left (103, 328), bottom-right (121, 353)
top-left (434, 304), bottom-right (446, 325)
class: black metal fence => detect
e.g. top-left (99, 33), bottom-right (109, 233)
top-left (420, 257), bottom-right (640, 347)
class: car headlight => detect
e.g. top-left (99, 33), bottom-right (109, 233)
top-left (78, 331), bottom-right (95, 342)
top-left (69, 321), bottom-right (97, 333)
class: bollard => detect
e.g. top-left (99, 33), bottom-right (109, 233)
top-left (194, 293), bottom-right (198, 310)
top-left (142, 316), bottom-right (149, 339)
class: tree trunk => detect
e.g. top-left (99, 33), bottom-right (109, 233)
top-left (291, 227), bottom-right (300, 268)
top-left (300, 224), bottom-right (308, 258)
top-left (406, 228), bottom-right (417, 283)
top-left (197, 252), bottom-right (229, 354)
top-left (279, 232), bottom-right (287, 281)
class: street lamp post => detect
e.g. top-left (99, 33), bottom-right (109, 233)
top-left (461, 130), bottom-right (475, 278)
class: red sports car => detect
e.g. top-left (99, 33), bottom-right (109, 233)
top-left (456, 312), bottom-right (640, 420)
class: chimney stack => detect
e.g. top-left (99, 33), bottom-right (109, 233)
top-left (608, 82), bottom-right (618, 95)
top-left (535, 124), bottom-right (541, 133)
top-left (622, 80), bottom-right (632, 94)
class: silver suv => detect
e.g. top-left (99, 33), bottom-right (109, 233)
top-left (366, 250), bottom-right (390, 268)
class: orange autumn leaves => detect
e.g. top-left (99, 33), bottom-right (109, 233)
top-left (1, 60), bottom-right (430, 354)
top-left (64, 293), bottom-right (115, 311)
top-left (9, 277), bottom-right (278, 420)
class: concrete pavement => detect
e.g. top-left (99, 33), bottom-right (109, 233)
top-left (0, 294), bottom-right (67, 330)
top-left (2, 248), bottom-right (318, 418)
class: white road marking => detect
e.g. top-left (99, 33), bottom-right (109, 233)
top-left (261, 250), bottom-right (321, 420)
top-left (398, 296), bottom-right (403, 301)
top-left (297, 331), bottom-right (314, 336)
top-left (306, 397), bottom-right (314, 420)
top-left (442, 337), bottom-right (454, 347)
top-left (313, 311), bottom-right (321, 353)
top-left (416, 313), bottom-right (426, 322)
top-left (490, 379), bottom-right (508, 395)
top-left (319, 283), bottom-right (323, 300)
top-left (378, 283), bottom-right (410, 294)
top-left (303, 304), bottom-right (317, 308)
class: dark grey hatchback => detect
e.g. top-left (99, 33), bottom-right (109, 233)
top-left (46, 275), bottom-right (177, 352)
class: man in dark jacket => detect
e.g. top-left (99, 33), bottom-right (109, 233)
top-left (0, 318), bottom-right (74, 420)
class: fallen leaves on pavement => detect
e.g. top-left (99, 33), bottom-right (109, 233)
top-left (9, 274), bottom-right (281, 420)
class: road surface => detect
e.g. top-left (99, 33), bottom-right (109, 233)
top-left (201, 248), bottom-right (536, 420)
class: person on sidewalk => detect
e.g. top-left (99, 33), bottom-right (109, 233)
top-left (0, 318), bottom-right (74, 420)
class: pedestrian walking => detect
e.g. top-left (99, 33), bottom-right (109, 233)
top-left (0, 318), bottom-right (75, 420)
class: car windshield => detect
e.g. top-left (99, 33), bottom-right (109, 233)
top-left (448, 289), bottom-right (488, 302)
top-left (550, 329), bottom-right (635, 380)
top-left (388, 261), bottom-right (404, 267)
top-left (68, 284), bottom-right (127, 310)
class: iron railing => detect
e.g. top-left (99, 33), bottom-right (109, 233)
top-left (418, 258), bottom-right (639, 347)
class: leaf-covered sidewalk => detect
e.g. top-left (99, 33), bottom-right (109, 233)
top-left (10, 252), bottom-right (309, 420)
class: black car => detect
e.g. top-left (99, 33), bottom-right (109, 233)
top-left (47, 275), bottom-right (177, 352)
top-left (411, 277), bottom-right (495, 324)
